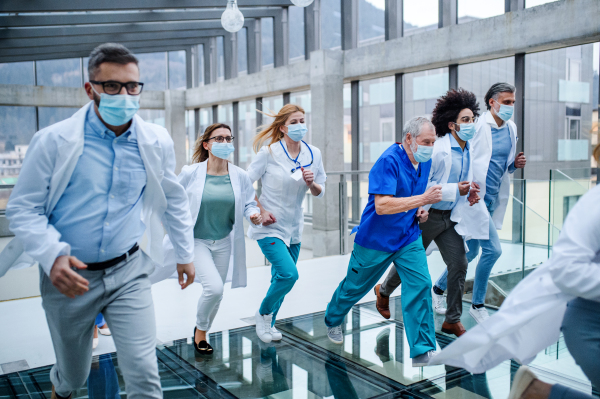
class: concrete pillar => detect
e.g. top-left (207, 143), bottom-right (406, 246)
top-left (304, 0), bottom-right (321, 59)
top-left (164, 90), bottom-right (187, 173)
top-left (385, 0), bottom-right (403, 40)
top-left (438, 0), bottom-right (457, 28)
top-left (309, 49), bottom-right (344, 257)
top-left (247, 19), bottom-right (262, 74)
top-left (449, 63), bottom-right (458, 90)
top-left (274, 7), bottom-right (289, 68)
top-left (394, 72), bottom-right (403, 141)
top-left (505, 0), bottom-right (524, 12)
top-left (283, 92), bottom-right (291, 105)
top-left (341, 0), bottom-right (358, 50)
top-left (224, 31), bottom-right (238, 80)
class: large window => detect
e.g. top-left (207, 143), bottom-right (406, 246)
top-left (217, 104), bottom-right (233, 126)
top-left (186, 110), bottom-right (196, 164)
top-left (38, 107), bottom-right (79, 130)
top-left (136, 52), bottom-right (167, 91)
top-left (321, 0), bottom-right (341, 50)
top-left (526, 0), bottom-right (559, 7)
top-left (289, 6), bottom-right (306, 63)
top-left (403, 68), bottom-right (449, 123)
top-left (290, 91), bottom-right (312, 143)
top-left (138, 110), bottom-right (165, 127)
top-left (0, 106), bottom-right (36, 184)
top-left (358, 0), bottom-right (385, 47)
top-left (0, 62), bottom-right (34, 85)
top-left (404, 0), bottom-right (438, 36)
top-left (458, 56), bottom-right (515, 111)
top-left (260, 95), bottom-right (284, 127)
top-left (238, 28), bottom-right (248, 76)
top-left (261, 18), bottom-right (274, 70)
top-left (524, 43), bottom-right (597, 179)
top-left (168, 50), bottom-right (186, 90)
top-left (343, 83), bottom-right (352, 170)
top-left (36, 58), bottom-right (82, 88)
top-left (217, 36), bottom-right (225, 82)
top-left (238, 100), bottom-right (258, 170)
top-left (458, 0), bottom-right (504, 23)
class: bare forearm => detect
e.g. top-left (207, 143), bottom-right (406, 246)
top-left (309, 183), bottom-right (322, 196)
top-left (255, 195), bottom-right (266, 212)
top-left (375, 195), bottom-right (424, 215)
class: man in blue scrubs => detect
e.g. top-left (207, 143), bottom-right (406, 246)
top-left (324, 116), bottom-right (443, 367)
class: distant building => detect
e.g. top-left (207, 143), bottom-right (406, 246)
top-left (0, 144), bottom-right (28, 178)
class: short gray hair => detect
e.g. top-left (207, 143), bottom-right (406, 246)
top-left (88, 43), bottom-right (138, 81)
top-left (402, 116), bottom-right (435, 142)
top-left (484, 82), bottom-right (516, 110)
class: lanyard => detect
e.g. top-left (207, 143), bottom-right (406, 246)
top-left (280, 140), bottom-right (314, 173)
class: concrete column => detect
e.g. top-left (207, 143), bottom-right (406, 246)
top-left (247, 19), bottom-right (262, 74)
top-left (438, 0), bottom-right (457, 28)
top-left (395, 72), bottom-right (403, 141)
top-left (304, 0), bottom-right (321, 59)
top-left (310, 49), bottom-right (344, 257)
top-left (512, 53), bottom-right (526, 244)
top-left (283, 92), bottom-right (290, 105)
top-left (212, 104), bottom-right (219, 123)
top-left (185, 46), bottom-right (194, 89)
top-left (274, 7), bottom-right (289, 68)
top-left (385, 0), bottom-right (403, 40)
top-left (505, 0), bottom-right (524, 12)
top-left (449, 63), bottom-right (458, 90)
top-left (203, 40), bottom-right (213, 84)
top-left (224, 31), bottom-right (238, 80)
top-left (341, 0), bottom-right (358, 50)
top-left (164, 90), bottom-right (187, 173)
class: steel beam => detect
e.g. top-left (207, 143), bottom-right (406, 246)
top-left (449, 63), bottom-right (458, 90)
top-left (438, 0), bottom-right (457, 28)
top-left (0, 8), bottom-right (282, 27)
top-left (233, 101), bottom-right (240, 165)
top-left (224, 31), bottom-right (238, 80)
top-left (0, 0), bottom-right (293, 13)
top-left (341, 0), bottom-right (358, 50)
top-left (247, 18), bottom-right (262, 74)
top-left (350, 80), bottom-right (360, 222)
top-left (395, 73), bottom-right (403, 141)
top-left (304, 0), bottom-right (321, 59)
top-left (283, 92), bottom-right (290, 105)
top-left (385, 0), bottom-right (403, 41)
top-left (505, 0), bottom-right (525, 12)
top-left (274, 7), bottom-right (289, 68)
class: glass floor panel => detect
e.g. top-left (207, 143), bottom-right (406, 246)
top-left (0, 299), bottom-right (597, 398)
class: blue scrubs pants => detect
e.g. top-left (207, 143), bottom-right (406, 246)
top-left (325, 237), bottom-right (436, 358)
top-left (258, 237), bottom-right (301, 326)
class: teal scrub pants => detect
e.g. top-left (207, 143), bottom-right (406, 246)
top-left (258, 237), bottom-right (301, 326)
top-left (324, 237), bottom-right (436, 358)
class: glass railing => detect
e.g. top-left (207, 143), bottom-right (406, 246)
top-left (0, 184), bottom-right (14, 215)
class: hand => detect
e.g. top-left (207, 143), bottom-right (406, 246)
top-left (514, 152), bottom-right (526, 169)
top-left (421, 185), bottom-right (443, 205)
top-left (177, 262), bottom-right (195, 290)
top-left (250, 213), bottom-right (263, 225)
top-left (458, 181), bottom-right (470, 196)
top-left (301, 167), bottom-right (314, 188)
top-left (261, 209), bottom-right (277, 226)
top-left (468, 191), bottom-right (480, 206)
top-left (50, 255), bottom-right (89, 299)
top-left (416, 207), bottom-right (429, 223)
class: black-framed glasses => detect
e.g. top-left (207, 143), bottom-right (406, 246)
top-left (207, 136), bottom-right (235, 143)
top-left (90, 80), bottom-right (144, 95)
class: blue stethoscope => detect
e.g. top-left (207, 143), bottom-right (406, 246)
top-left (280, 140), bottom-right (313, 173)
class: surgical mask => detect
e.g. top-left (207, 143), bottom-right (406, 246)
top-left (493, 100), bottom-right (514, 122)
top-left (410, 142), bottom-right (433, 163)
top-left (93, 88), bottom-right (140, 126)
top-left (286, 123), bottom-right (308, 142)
top-left (210, 142), bottom-right (235, 160)
top-left (455, 122), bottom-right (476, 141)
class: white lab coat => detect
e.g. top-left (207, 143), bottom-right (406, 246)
top-left (430, 183), bottom-right (600, 373)
top-left (423, 134), bottom-right (474, 252)
top-left (459, 111), bottom-right (518, 240)
top-left (150, 160), bottom-right (260, 288)
top-left (0, 101), bottom-right (194, 278)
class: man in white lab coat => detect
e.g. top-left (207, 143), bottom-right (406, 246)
top-left (0, 43), bottom-right (195, 399)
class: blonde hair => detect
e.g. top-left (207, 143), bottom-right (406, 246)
top-left (253, 103), bottom-right (305, 153)
top-left (594, 143), bottom-right (600, 163)
top-left (192, 123), bottom-right (232, 163)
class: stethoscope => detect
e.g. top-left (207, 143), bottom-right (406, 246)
top-left (280, 140), bottom-right (313, 173)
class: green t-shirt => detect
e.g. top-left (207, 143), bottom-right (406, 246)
top-left (194, 174), bottom-right (235, 241)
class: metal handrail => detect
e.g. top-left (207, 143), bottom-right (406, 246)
top-left (0, 185), bottom-right (15, 189)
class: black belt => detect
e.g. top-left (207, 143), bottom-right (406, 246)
top-left (429, 208), bottom-right (452, 216)
top-left (86, 244), bottom-right (139, 271)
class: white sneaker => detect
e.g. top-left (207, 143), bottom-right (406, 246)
top-left (469, 305), bottom-right (490, 324)
top-left (92, 337), bottom-right (99, 349)
top-left (255, 310), bottom-right (273, 343)
top-left (270, 326), bottom-right (282, 341)
top-left (431, 288), bottom-right (447, 315)
top-left (98, 327), bottom-right (111, 336)
top-left (412, 350), bottom-right (437, 367)
top-left (327, 325), bottom-right (344, 344)
top-left (507, 366), bottom-right (538, 399)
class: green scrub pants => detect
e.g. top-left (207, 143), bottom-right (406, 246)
top-left (258, 237), bottom-right (301, 326)
top-left (324, 237), bottom-right (436, 358)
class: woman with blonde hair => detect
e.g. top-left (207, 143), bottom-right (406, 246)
top-left (248, 104), bottom-right (327, 343)
top-left (151, 123), bottom-right (262, 355)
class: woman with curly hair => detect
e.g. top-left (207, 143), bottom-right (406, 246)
top-left (374, 88), bottom-right (481, 337)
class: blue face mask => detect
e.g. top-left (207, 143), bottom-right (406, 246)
top-left (493, 100), bottom-right (514, 122)
top-left (94, 90), bottom-right (140, 126)
top-left (210, 142), bottom-right (235, 160)
top-left (286, 123), bottom-right (308, 142)
top-left (455, 122), bottom-right (476, 141)
top-left (411, 143), bottom-right (434, 163)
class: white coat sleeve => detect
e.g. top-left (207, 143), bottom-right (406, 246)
top-left (312, 150), bottom-right (326, 198)
top-left (423, 152), bottom-right (455, 210)
top-left (5, 132), bottom-right (71, 276)
top-left (242, 172), bottom-right (261, 224)
top-left (548, 185), bottom-right (600, 301)
top-left (159, 139), bottom-right (195, 264)
top-left (246, 147), bottom-right (269, 183)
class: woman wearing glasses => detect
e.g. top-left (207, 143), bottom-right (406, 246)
top-left (152, 123), bottom-right (262, 355)
top-left (247, 104), bottom-right (327, 343)
top-left (374, 89), bottom-right (481, 337)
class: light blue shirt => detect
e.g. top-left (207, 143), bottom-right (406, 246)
top-left (432, 135), bottom-right (470, 211)
top-left (49, 106), bottom-right (147, 263)
top-left (485, 124), bottom-right (516, 204)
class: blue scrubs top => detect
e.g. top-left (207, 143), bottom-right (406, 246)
top-left (353, 144), bottom-right (431, 253)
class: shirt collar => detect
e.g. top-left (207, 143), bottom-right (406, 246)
top-left (449, 133), bottom-right (469, 151)
top-left (397, 144), bottom-right (418, 170)
top-left (86, 105), bottom-right (137, 141)
top-left (485, 110), bottom-right (506, 129)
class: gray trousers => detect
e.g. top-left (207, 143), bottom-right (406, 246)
top-left (379, 211), bottom-right (468, 323)
top-left (40, 250), bottom-right (162, 398)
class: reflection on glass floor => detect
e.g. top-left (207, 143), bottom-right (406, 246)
top-left (1, 299), bottom-right (597, 399)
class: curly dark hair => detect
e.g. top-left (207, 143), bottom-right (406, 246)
top-left (431, 88), bottom-right (480, 138)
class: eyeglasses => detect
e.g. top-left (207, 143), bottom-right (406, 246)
top-left (207, 136), bottom-right (235, 143)
top-left (456, 116), bottom-right (478, 124)
top-left (90, 80), bottom-right (144, 95)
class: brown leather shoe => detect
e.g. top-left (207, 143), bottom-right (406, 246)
top-left (52, 386), bottom-right (72, 399)
top-left (441, 321), bottom-right (467, 337)
top-left (374, 284), bottom-right (390, 319)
